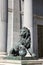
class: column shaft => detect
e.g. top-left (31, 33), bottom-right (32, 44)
top-left (0, 0), bottom-right (7, 54)
top-left (7, 0), bottom-right (13, 54)
top-left (23, 0), bottom-right (33, 53)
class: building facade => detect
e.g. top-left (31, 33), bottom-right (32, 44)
top-left (0, 0), bottom-right (43, 58)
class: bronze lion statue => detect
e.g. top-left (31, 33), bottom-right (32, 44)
top-left (10, 27), bottom-right (31, 56)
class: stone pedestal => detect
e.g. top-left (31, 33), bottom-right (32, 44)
top-left (3, 55), bottom-right (37, 60)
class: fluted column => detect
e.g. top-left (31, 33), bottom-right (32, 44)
top-left (23, 0), bottom-right (33, 54)
top-left (0, 0), bottom-right (8, 54)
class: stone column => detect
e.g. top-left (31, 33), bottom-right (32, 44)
top-left (23, 0), bottom-right (33, 54)
top-left (7, 0), bottom-right (20, 55)
top-left (7, 0), bottom-right (13, 55)
top-left (0, 0), bottom-right (8, 54)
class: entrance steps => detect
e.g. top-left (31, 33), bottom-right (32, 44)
top-left (0, 53), bottom-right (43, 65)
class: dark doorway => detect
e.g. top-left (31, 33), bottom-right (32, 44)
top-left (37, 25), bottom-right (43, 58)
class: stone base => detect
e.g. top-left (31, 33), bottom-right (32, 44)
top-left (21, 57), bottom-right (37, 60)
top-left (3, 55), bottom-right (37, 60)
top-left (3, 56), bottom-right (22, 60)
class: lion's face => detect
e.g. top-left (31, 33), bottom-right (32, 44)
top-left (20, 27), bottom-right (30, 39)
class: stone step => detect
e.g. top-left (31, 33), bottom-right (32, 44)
top-left (0, 59), bottom-right (43, 65)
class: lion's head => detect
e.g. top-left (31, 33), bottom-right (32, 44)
top-left (20, 27), bottom-right (31, 49)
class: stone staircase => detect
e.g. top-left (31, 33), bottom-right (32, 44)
top-left (0, 55), bottom-right (43, 65)
top-left (0, 59), bottom-right (43, 65)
